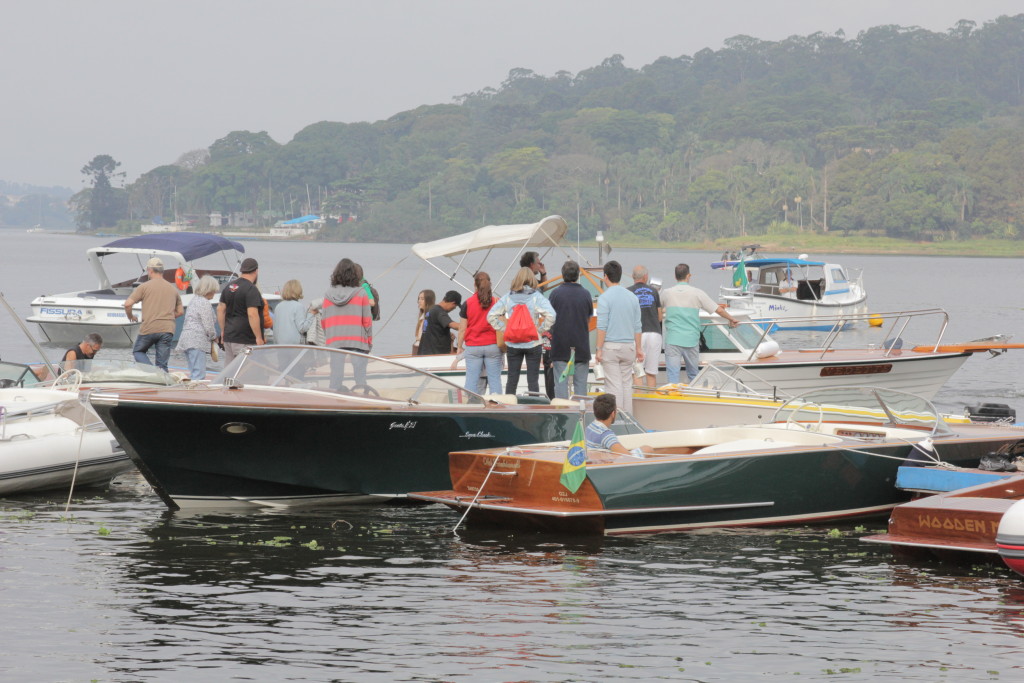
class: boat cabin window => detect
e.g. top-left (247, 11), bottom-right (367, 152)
top-left (828, 267), bottom-right (848, 285)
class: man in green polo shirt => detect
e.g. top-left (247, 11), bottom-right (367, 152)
top-left (661, 263), bottom-right (739, 384)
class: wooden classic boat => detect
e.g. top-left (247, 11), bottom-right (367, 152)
top-left (862, 463), bottom-right (1024, 577)
top-left (411, 388), bottom-right (1024, 535)
top-left (87, 345), bottom-right (631, 510)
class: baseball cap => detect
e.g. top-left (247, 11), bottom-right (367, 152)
top-left (240, 258), bottom-right (259, 273)
top-left (146, 257), bottom-right (164, 269)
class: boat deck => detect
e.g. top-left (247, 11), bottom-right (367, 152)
top-left (863, 471), bottom-right (1024, 553)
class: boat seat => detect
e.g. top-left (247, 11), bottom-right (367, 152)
top-left (484, 394), bottom-right (518, 405)
top-left (549, 398), bottom-right (577, 407)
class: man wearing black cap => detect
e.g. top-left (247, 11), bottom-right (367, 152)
top-left (418, 290), bottom-right (462, 355)
top-left (217, 257), bottom-right (266, 366)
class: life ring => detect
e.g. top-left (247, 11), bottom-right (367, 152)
top-left (175, 267), bottom-right (192, 290)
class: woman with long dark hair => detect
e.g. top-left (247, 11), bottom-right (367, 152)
top-left (412, 289), bottom-right (435, 354)
top-left (455, 272), bottom-right (502, 394)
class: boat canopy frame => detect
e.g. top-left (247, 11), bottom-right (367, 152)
top-left (410, 216), bottom-right (595, 293)
top-left (87, 232), bottom-right (246, 290)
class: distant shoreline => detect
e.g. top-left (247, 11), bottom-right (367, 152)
top-left (15, 228), bottom-right (1024, 258)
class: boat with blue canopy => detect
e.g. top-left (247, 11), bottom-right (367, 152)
top-left (711, 246), bottom-right (868, 330)
top-left (27, 232), bottom-right (278, 345)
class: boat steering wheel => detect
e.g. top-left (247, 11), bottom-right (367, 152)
top-left (786, 402), bottom-right (824, 432)
top-left (351, 383), bottom-right (380, 398)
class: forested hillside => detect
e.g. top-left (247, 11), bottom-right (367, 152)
top-left (76, 15), bottom-right (1024, 244)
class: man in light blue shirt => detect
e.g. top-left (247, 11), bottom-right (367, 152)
top-left (596, 260), bottom-right (642, 414)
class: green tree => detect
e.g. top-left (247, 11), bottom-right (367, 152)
top-left (79, 154), bottom-right (125, 230)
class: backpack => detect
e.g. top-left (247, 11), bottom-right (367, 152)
top-left (504, 302), bottom-right (539, 344)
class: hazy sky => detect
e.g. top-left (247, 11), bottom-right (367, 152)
top-left (3, 0), bottom-right (1020, 190)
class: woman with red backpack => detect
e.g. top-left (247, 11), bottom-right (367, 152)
top-left (487, 267), bottom-right (556, 395)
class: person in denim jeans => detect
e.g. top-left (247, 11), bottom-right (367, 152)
top-left (661, 263), bottom-right (739, 383)
top-left (487, 267), bottom-right (555, 395)
top-left (124, 257), bottom-right (184, 372)
top-left (456, 271), bottom-right (502, 395)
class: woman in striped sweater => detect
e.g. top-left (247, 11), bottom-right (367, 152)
top-left (322, 258), bottom-right (373, 391)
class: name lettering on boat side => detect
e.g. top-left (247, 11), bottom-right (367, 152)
top-left (389, 421), bottom-right (417, 430)
top-left (482, 457), bottom-right (519, 469)
top-left (460, 431), bottom-right (494, 439)
top-left (551, 493), bottom-right (581, 504)
top-left (40, 307), bottom-right (85, 316)
top-left (768, 304), bottom-right (789, 311)
top-left (916, 514), bottom-right (999, 535)
top-left (820, 364), bottom-right (893, 377)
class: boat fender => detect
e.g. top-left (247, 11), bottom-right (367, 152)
top-left (996, 500), bottom-right (1024, 578)
top-left (754, 340), bottom-right (780, 359)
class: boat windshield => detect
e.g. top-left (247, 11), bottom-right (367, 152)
top-left (57, 359), bottom-right (179, 386)
top-left (0, 360), bottom-right (44, 388)
top-left (700, 319), bottom-right (768, 352)
top-left (219, 345), bottom-right (486, 406)
top-left (770, 386), bottom-right (952, 437)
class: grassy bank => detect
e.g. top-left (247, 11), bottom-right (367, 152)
top-left (600, 234), bottom-right (1024, 257)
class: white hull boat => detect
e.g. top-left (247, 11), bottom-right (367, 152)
top-left (400, 308), bottom-right (1023, 403)
top-left (27, 232), bottom-right (277, 346)
top-left (712, 251), bottom-right (868, 330)
top-left (0, 387), bottom-right (132, 495)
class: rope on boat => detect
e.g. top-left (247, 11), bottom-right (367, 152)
top-left (452, 449), bottom-right (507, 535)
top-left (371, 256), bottom-right (417, 337)
top-left (63, 418), bottom-right (88, 516)
top-left (837, 436), bottom-right (957, 468)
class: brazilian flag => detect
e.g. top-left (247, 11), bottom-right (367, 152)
top-left (558, 348), bottom-right (576, 383)
top-left (732, 257), bottom-right (748, 291)
top-left (560, 418), bottom-right (588, 493)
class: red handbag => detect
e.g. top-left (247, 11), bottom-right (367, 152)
top-left (504, 303), bottom-right (539, 344)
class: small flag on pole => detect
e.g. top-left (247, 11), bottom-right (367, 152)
top-left (560, 416), bottom-right (588, 493)
top-left (732, 255), bottom-right (748, 292)
top-left (559, 347), bottom-right (576, 383)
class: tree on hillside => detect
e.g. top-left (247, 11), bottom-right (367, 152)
top-left (78, 154), bottom-right (125, 231)
top-left (209, 131), bottom-right (280, 163)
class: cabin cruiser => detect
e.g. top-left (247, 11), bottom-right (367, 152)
top-left (27, 232), bottom-right (278, 345)
top-left (712, 247), bottom-right (867, 330)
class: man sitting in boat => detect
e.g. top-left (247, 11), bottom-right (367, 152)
top-left (61, 333), bottom-right (103, 372)
top-left (585, 393), bottom-right (653, 458)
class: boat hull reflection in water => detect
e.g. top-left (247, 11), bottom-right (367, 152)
top-left (89, 345), bottom-right (584, 510)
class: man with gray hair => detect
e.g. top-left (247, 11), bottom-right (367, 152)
top-left (627, 264), bottom-right (663, 388)
top-left (124, 256), bottom-right (184, 371)
top-left (661, 263), bottom-right (739, 383)
top-left (61, 333), bottom-right (103, 372)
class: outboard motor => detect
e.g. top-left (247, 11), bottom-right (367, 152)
top-left (965, 402), bottom-right (1016, 423)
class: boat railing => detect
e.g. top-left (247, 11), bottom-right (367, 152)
top-left (705, 308), bottom-right (952, 361)
top-left (685, 361), bottom-right (790, 400)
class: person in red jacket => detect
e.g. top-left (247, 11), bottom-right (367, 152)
top-left (456, 271), bottom-right (502, 394)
